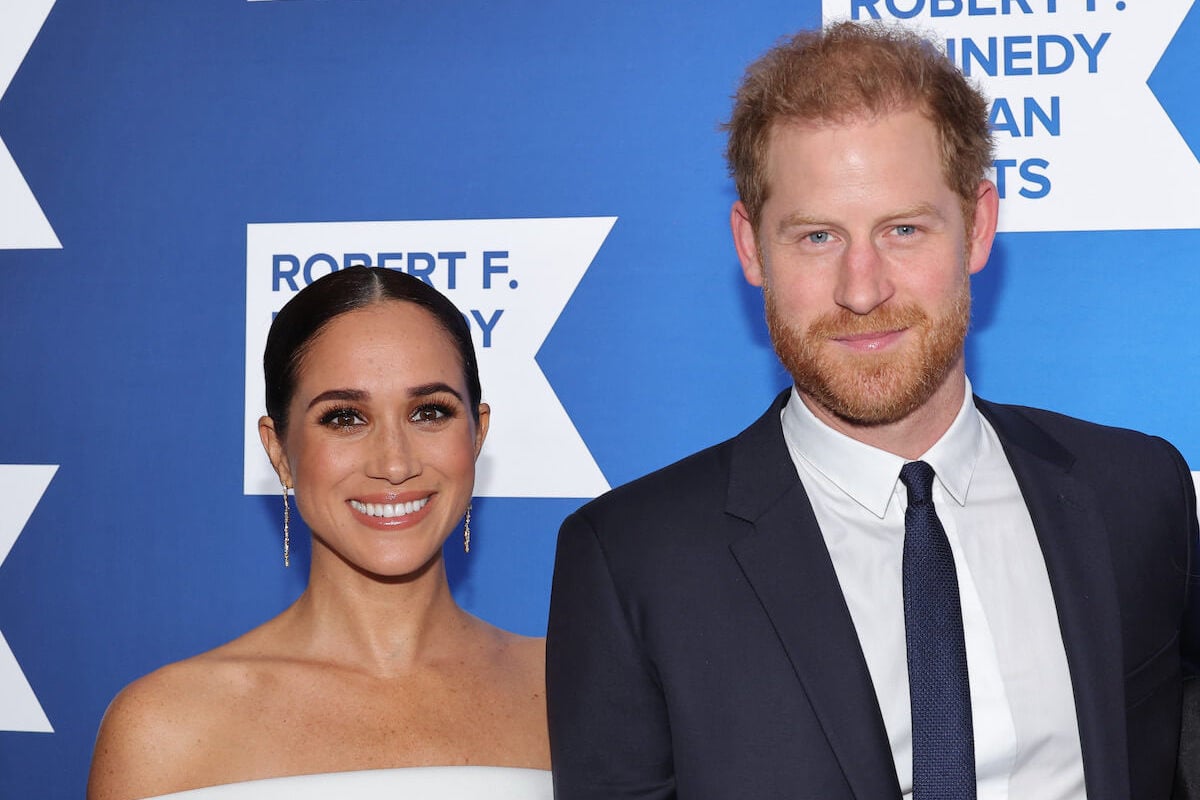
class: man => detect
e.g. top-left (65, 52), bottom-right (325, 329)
top-left (546, 21), bottom-right (1198, 800)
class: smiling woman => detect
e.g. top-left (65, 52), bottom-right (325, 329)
top-left (86, 268), bottom-right (551, 800)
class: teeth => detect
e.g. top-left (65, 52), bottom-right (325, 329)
top-left (350, 497), bottom-right (429, 519)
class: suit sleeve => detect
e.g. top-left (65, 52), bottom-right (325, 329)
top-left (546, 509), bottom-right (676, 800)
top-left (1178, 447), bottom-right (1200, 676)
top-left (1172, 442), bottom-right (1200, 799)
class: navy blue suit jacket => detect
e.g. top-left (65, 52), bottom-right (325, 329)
top-left (547, 392), bottom-right (1199, 799)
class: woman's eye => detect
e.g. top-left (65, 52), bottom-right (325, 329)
top-left (412, 404), bottom-right (451, 423)
top-left (320, 409), bottom-right (364, 428)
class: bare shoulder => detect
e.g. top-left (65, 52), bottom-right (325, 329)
top-left (467, 617), bottom-right (545, 678)
top-left (498, 630), bottom-right (546, 703)
top-left (454, 621), bottom-right (548, 768)
top-left (474, 623), bottom-right (547, 724)
top-left (504, 631), bottom-right (546, 677)
top-left (89, 657), bottom-right (212, 799)
top-left (87, 635), bottom-right (277, 800)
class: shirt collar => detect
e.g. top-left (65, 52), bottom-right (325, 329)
top-left (780, 379), bottom-right (984, 518)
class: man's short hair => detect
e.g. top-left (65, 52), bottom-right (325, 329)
top-left (724, 21), bottom-right (994, 230)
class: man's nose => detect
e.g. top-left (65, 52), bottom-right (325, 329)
top-left (834, 239), bottom-right (894, 315)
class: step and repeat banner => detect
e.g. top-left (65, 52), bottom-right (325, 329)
top-left (2, 0), bottom-right (1198, 796)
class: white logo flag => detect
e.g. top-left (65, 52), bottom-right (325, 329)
top-left (0, 1), bottom-right (60, 251)
top-left (0, 464), bottom-right (57, 733)
top-left (245, 217), bottom-right (616, 499)
top-left (823, 1), bottom-right (1200, 232)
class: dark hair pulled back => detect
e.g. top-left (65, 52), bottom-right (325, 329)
top-left (263, 266), bottom-right (482, 434)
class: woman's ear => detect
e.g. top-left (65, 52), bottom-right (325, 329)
top-left (258, 416), bottom-right (293, 488)
top-left (474, 403), bottom-right (490, 458)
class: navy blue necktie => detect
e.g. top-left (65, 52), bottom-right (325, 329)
top-left (900, 460), bottom-right (976, 799)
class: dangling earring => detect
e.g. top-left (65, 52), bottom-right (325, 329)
top-left (282, 484), bottom-right (291, 568)
top-left (463, 504), bottom-right (472, 554)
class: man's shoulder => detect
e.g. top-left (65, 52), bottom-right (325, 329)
top-left (578, 426), bottom-right (741, 520)
top-left (572, 390), bottom-right (790, 526)
top-left (977, 397), bottom-right (1187, 475)
top-left (980, 397), bottom-right (1168, 446)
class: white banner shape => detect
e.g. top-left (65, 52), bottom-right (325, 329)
top-left (823, 0), bottom-right (1200, 232)
top-left (0, 1), bottom-right (60, 251)
top-left (0, 464), bottom-right (57, 733)
top-left (245, 217), bottom-right (615, 499)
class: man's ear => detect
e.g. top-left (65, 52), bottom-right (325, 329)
top-left (732, 201), bottom-right (766, 287)
top-left (967, 179), bottom-right (999, 275)
top-left (258, 416), bottom-right (293, 488)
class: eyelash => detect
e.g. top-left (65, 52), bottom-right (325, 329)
top-left (411, 402), bottom-right (456, 423)
top-left (318, 406), bottom-right (365, 429)
top-left (797, 225), bottom-right (920, 244)
top-left (315, 401), bottom-right (459, 430)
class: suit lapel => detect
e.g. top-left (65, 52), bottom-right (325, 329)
top-left (727, 392), bottom-right (901, 800)
top-left (978, 400), bottom-right (1130, 800)
top-left (722, 394), bottom-right (1131, 799)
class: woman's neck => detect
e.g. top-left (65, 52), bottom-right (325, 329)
top-left (278, 550), bottom-right (478, 677)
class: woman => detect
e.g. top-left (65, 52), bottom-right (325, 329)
top-left (88, 267), bottom-right (550, 799)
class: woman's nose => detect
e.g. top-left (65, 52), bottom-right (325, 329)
top-left (365, 425), bottom-right (420, 483)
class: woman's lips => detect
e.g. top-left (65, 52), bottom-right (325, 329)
top-left (347, 494), bottom-right (434, 528)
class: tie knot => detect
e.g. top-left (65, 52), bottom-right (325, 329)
top-left (899, 460), bottom-right (936, 504)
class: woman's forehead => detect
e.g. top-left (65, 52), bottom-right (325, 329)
top-left (294, 302), bottom-right (465, 394)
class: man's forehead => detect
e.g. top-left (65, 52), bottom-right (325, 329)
top-left (768, 101), bottom-right (929, 138)
top-left (757, 108), bottom-right (962, 226)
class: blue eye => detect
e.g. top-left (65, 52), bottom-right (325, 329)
top-left (895, 225), bottom-right (917, 236)
top-left (807, 231), bottom-right (831, 244)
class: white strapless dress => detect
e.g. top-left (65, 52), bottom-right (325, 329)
top-left (144, 766), bottom-right (553, 799)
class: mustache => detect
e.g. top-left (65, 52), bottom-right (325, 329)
top-left (804, 304), bottom-right (929, 339)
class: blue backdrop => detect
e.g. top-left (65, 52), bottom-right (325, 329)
top-left (1, 1), bottom-right (1198, 797)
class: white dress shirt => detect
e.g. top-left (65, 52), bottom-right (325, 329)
top-left (780, 380), bottom-right (1087, 800)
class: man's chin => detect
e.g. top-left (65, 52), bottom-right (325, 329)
top-left (834, 401), bottom-right (924, 428)
top-left (791, 354), bottom-right (942, 428)
top-left (803, 385), bottom-right (929, 428)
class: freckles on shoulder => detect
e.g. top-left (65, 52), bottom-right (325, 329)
top-left (463, 627), bottom-right (546, 702)
top-left (88, 657), bottom-right (260, 800)
top-left (512, 635), bottom-right (547, 688)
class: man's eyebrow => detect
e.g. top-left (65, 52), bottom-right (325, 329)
top-left (775, 203), bottom-right (947, 234)
top-left (776, 212), bottom-right (826, 233)
top-left (887, 202), bottom-right (944, 220)
top-left (307, 388), bottom-right (368, 410)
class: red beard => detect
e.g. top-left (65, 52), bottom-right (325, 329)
top-left (766, 285), bottom-right (970, 427)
